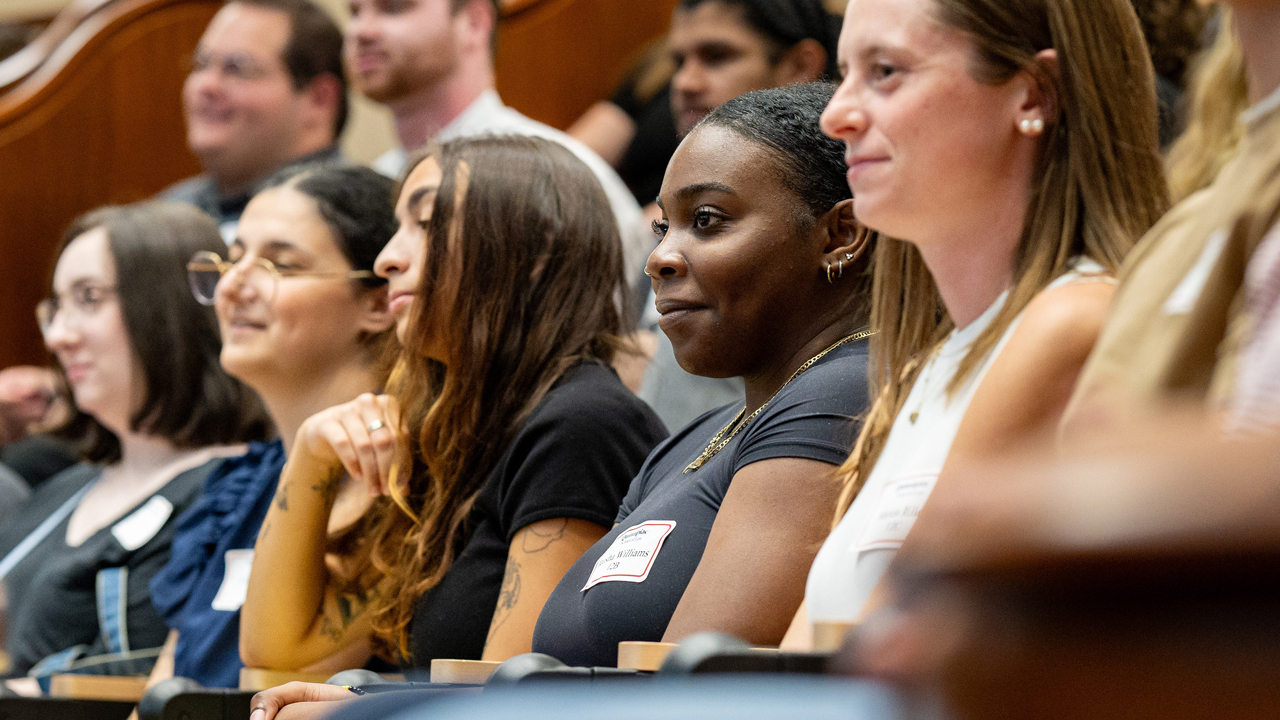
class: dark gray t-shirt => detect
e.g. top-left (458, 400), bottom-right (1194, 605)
top-left (531, 340), bottom-right (869, 667)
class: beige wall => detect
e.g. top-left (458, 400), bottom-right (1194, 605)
top-left (1, 0), bottom-right (69, 21)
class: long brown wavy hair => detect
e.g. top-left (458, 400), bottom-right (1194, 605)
top-left (834, 0), bottom-right (1171, 517)
top-left (337, 136), bottom-right (631, 661)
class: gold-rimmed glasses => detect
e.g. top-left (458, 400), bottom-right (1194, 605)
top-left (187, 250), bottom-right (378, 306)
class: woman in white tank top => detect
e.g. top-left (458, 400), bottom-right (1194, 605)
top-left (784, 0), bottom-right (1172, 643)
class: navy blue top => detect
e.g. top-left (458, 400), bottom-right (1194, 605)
top-left (532, 339), bottom-right (869, 667)
top-left (149, 441), bottom-right (286, 688)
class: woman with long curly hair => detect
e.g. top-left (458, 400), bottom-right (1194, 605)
top-left (239, 136), bottom-right (667, 680)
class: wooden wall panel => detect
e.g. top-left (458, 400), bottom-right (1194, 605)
top-left (496, 0), bottom-right (679, 130)
top-left (0, 0), bottom-right (217, 369)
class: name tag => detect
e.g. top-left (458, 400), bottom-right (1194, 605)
top-left (110, 495), bottom-right (174, 551)
top-left (1162, 229), bottom-right (1228, 316)
top-left (211, 549), bottom-right (255, 612)
top-left (855, 475), bottom-right (937, 551)
top-left (582, 521), bottom-right (677, 591)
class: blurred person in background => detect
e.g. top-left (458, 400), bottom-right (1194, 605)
top-left (0, 202), bottom-right (270, 694)
top-left (344, 0), bottom-right (649, 290)
top-left (162, 0), bottom-right (348, 240)
top-left (145, 165), bottom-right (399, 689)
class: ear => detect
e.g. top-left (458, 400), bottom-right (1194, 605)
top-left (774, 38), bottom-right (829, 85)
top-left (1013, 48), bottom-right (1058, 133)
top-left (357, 285), bottom-right (397, 336)
top-left (455, 0), bottom-right (497, 56)
top-left (818, 198), bottom-right (871, 268)
top-left (301, 72), bottom-right (342, 137)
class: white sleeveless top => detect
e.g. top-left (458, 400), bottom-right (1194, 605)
top-left (805, 259), bottom-right (1105, 623)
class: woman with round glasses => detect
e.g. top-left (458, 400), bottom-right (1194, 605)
top-left (0, 202), bottom-right (269, 693)
top-left (145, 165), bottom-right (400, 689)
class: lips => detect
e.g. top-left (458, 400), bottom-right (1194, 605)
top-left (61, 361), bottom-right (91, 384)
top-left (844, 154), bottom-right (889, 183)
top-left (655, 298), bottom-right (707, 330)
top-left (352, 51), bottom-right (387, 74)
top-left (388, 290), bottom-right (416, 315)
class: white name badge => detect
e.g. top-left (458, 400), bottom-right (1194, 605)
top-left (582, 521), bottom-right (677, 591)
top-left (111, 495), bottom-right (174, 551)
top-left (855, 475), bottom-right (937, 551)
top-left (211, 549), bottom-right (255, 612)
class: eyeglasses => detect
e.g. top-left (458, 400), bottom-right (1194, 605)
top-left (36, 285), bottom-right (117, 335)
top-left (187, 250), bottom-right (379, 306)
top-left (187, 50), bottom-right (276, 82)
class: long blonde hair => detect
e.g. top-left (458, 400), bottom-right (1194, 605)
top-left (835, 0), bottom-right (1171, 516)
top-left (1165, 9), bottom-right (1248, 203)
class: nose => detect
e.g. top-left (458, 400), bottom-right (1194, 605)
top-left (820, 78), bottom-right (869, 141)
top-left (671, 59), bottom-right (706, 99)
top-left (215, 260), bottom-right (261, 305)
top-left (41, 310), bottom-right (77, 353)
top-left (645, 229), bottom-right (688, 282)
top-left (375, 227), bottom-right (412, 279)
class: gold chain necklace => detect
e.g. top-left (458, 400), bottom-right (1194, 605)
top-left (683, 329), bottom-right (875, 473)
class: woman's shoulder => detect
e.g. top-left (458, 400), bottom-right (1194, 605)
top-left (530, 361), bottom-right (667, 435)
top-left (1017, 277), bottom-right (1116, 357)
top-left (766, 338), bottom-right (872, 417)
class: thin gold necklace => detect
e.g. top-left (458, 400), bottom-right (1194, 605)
top-left (684, 329), bottom-right (875, 473)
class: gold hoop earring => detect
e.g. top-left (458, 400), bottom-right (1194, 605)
top-left (825, 263), bottom-right (836, 284)
top-left (837, 258), bottom-right (845, 278)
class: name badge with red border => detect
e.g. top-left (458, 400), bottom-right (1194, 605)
top-left (582, 520), bottom-right (677, 591)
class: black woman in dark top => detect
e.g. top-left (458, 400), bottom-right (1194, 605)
top-left (239, 135), bottom-right (667, 710)
top-left (0, 202), bottom-right (269, 693)
top-left (533, 83), bottom-right (875, 667)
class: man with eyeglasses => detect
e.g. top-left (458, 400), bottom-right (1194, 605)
top-left (161, 0), bottom-right (347, 241)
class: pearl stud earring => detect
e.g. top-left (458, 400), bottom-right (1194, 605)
top-left (1019, 118), bottom-right (1045, 135)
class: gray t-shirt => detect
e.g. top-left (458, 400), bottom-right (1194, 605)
top-left (531, 340), bottom-right (869, 667)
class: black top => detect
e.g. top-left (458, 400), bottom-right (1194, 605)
top-left (532, 340), bottom-right (869, 667)
top-left (406, 362), bottom-right (667, 669)
top-left (1, 460), bottom-right (213, 678)
top-left (611, 80), bottom-right (680, 207)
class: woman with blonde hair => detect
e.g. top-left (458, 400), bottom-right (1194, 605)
top-left (789, 0), bottom-right (1170, 643)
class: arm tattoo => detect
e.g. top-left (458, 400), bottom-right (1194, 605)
top-left (520, 519), bottom-right (568, 554)
top-left (312, 468), bottom-right (344, 503)
top-left (319, 587), bottom-right (378, 645)
top-left (319, 615), bottom-right (342, 642)
top-left (486, 556), bottom-right (522, 643)
top-left (272, 485), bottom-right (288, 511)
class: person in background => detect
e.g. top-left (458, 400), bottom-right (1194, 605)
top-left (238, 136), bottom-right (665, 704)
top-left (0, 202), bottom-right (270, 694)
top-left (144, 165), bottom-right (399, 689)
top-left (793, 0), bottom-right (1169, 645)
top-left (344, 0), bottom-right (650, 289)
top-left (1061, 0), bottom-right (1280, 439)
top-left (1129, 0), bottom-right (1213, 147)
top-left (162, 0), bottom-right (347, 240)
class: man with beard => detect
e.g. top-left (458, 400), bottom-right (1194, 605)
top-left (346, 0), bottom-right (648, 285)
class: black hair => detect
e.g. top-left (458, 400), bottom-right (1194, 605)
top-left (263, 164), bottom-right (396, 289)
top-left (234, 0), bottom-right (349, 138)
top-left (679, 0), bottom-right (841, 79)
top-left (54, 202), bottom-right (273, 464)
top-left (700, 82), bottom-right (850, 223)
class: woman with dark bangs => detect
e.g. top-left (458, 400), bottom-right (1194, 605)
top-left (240, 136), bottom-right (667, 680)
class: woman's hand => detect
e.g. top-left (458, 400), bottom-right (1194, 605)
top-left (296, 393), bottom-right (403, 498)
top-left (249, 682), bottom-right (355, 720)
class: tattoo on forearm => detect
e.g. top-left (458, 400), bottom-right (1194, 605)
top-left (273, 486), bottom-right (288, 512)
top-left (319, 587), bottom-right (378, 645)
top-left (486, 556), bottom-right (522, 643)
top-left (520, 519), bottom-right (568, 553)
top-left (312, 468), bottom-right (343, 503)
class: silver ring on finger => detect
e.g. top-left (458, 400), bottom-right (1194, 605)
top-left (366, 419), bottom-right (386, 434)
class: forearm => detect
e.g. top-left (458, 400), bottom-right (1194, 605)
top-left (242, 452), bottom-right (345, 667)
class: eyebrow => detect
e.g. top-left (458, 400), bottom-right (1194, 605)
top-left (405, 185), bottom-right (439, 217)
top-left (674, 182), bottom-right (736, 203)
